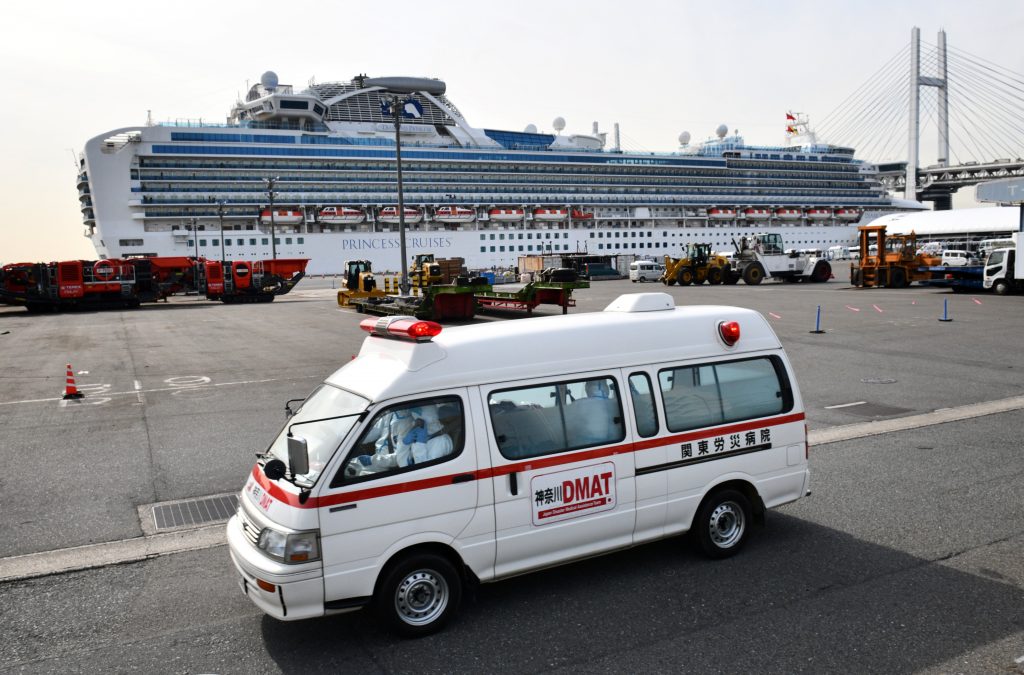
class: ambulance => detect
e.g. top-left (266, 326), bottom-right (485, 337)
top-left (226, 292), bottom-right (810, 636)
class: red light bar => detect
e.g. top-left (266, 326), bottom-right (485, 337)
top-left (359, 315), bottom-right (442, 342)
top-left (718, 320), bottom-right (740, 346)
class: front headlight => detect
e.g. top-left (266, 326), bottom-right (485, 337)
top-left (256, 528), bottom-right (320, 564)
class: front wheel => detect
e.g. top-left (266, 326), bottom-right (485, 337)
top-left (693, 489), bottom-right (752, 559)
top-left (993, 279), bottom-right (1011, 295)
top-left (374, 553), bottom-right (462, 637)
top-left (742, 263), bottom-right (765, 285)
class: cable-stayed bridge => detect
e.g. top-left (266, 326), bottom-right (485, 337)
top-left (814, 27), bottom-right (1024, 209)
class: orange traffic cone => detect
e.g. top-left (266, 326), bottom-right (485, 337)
top-left (63, 364), bottom-right (84, 400)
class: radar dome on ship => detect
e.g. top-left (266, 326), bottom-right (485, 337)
top-left (553, 117), bottom-right (566, 133)
top-left (524, 123), bottom-right (538, 133)
top-left (716, 124), bottom-right (728, 139)
top-left (261, 71), bottom-right (279, 91)
top-left (678, 131), bottom-right (691, 146)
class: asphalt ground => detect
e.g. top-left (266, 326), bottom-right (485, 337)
top-left (1, 270), bottom-right (1022, 672)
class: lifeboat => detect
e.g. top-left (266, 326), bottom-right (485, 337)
top-left (743, 208), bottom-right (771, 220)
top-left (571, 208), bottom-right (594, 220)
top-left (378, 206), bottom-right (423, 224)
top-left (318, 206), bottom-right (365, 225)
top-left (834, 208), bottom-right (862, 221)
top-left (774, 208), bottom-right (802, 220)
top-left (260, 209), bottom-right (304, 226)
top-left (807, 208), bottom-right (833, 220)
top-left (489, 208), bottom-right (524, 222)
top-left (707, 208), bottom-right (737, 220)
top-left (434, 206), bottom-right (477, 224)
top-left (533, 207), bottom-right (569, 221)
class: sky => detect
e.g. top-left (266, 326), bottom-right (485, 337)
top-left (2, 0), bottom-right (1022, 262)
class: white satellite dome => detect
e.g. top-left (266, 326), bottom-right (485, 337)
top-left (678, 131), bottom-right (691, 145)
top-left (553, 117), bottom-right (566, 133)
top-left (524, 123), bottom-right (538, 134)
top-left (716, 124), bottom-right (728, 139)
top-left (260, 71), bottom-right (279, 91)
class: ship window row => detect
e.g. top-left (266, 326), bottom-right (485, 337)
top-left (482, 245), bottom-right (572, 253)
top-left (481, 232), bottom-right (571, 241)
top-left (139, 157), bottom-right (861, 180)
top-left (193, 237), bottom-right (304, 246)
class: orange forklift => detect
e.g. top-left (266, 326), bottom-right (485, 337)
top-left (850, 225), bottom-right (940, 288)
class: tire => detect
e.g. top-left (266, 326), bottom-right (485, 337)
top-left (993, 279), bottom-right (1011, 296)
top-left (693, 489), bottom-right (752, 559)
top-left (707, 266), bottom-right (723, 285)
top-left (723, 270), bottom-right (740, 285)
top-left (851, 267), bottom-right (862, 287)
top-left (677, 267), bottom-right (694, 286)
top-left (811, 260), bottom-right (831, 283)
top-left (741, 263), bottom-right (765, 285)
top-left (374, 553), bottom-right (462, 638)
top-left (889, 267), bottom-right (906, 289)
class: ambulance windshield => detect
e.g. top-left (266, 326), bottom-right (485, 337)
top-left (266, 384), bottom-right (369, 485)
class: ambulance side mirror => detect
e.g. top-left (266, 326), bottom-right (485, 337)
top-left (287, 435), bottom-right (310, 476)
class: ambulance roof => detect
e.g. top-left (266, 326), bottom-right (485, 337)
top-left (326, 293), bottom-right (782, 402)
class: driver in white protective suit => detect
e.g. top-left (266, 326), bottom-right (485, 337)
top-left (402, 404), bottom-right (453, 464)
top-left (566, 380), bottom-right (618, 446)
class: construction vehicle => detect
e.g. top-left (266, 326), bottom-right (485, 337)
top-left (660, 243), bottom-right (732, 286)
top-left (336, 259), bottom-right (388, 307)
top-left (982, 232), bottom-right (1022, 295)
top-left (1, 256), bottom-right (307, 311)
top-left (729, 233), bottom-right (832, 285)
top-left (849, 225), bottom-right (939, 288)
top-left (410, 254), bottom-right (466, 286)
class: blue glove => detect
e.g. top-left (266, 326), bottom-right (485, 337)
top-left (403, 422), bottom-right (428, 445)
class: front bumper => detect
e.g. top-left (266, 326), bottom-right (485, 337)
top-left (226, 515), bottom-right (326, 621)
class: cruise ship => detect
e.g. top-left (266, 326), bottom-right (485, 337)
top-left (78, 72), bottom-right (922, 275)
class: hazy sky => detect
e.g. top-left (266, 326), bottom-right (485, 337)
top-left (2, 0), bottom-right (1022, 262)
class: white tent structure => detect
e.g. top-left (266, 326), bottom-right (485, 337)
top-left (874, 207), bottom-right (1022, 239)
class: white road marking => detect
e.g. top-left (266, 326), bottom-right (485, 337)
top-left (134, 380), bottom-right (145, 405)
top-left (0, 375), bottom-right (318, 407)
top-left (5, 392), bottom-right (1024, 583)
top-left (1014, 654), bottom-right (1024, 664)
top-left (824, 401), bottom-right (867, 409)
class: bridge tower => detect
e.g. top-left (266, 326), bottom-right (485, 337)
top-left (906, 27), bottom-right (951, 208)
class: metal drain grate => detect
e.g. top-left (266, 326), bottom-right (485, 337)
top-left (152, 494), bottom-right (239, 531)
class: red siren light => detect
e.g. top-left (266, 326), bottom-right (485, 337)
top-left (718, 320), bottom-right (741, 346)
top-left (359, 316), bottom-right (442, 342)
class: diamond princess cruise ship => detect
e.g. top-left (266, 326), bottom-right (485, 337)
top-left (77, 71), bottom-right (920, 274)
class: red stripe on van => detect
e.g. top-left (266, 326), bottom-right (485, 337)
top-left (251, 411), bottom-right (806, 509)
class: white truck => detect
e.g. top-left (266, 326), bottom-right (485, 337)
top-left (982, 233), bottom-right (1022, 295)
top-left (729, 233), bottom-right (832, 285)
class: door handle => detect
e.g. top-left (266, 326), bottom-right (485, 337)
top-left (509, 472), bottom-right (518, 496)
top-left (452, 473), bottom-right (475, 484)
top-left (329, 503), bottom-right (357, 513)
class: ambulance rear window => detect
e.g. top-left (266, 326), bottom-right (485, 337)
top-left (658, 356), bottom-right (792, 432)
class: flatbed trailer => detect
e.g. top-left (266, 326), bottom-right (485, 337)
top-left (474, 280), bottom-right (589, 315)
top-left (352, 285), bottom-right (478, 321)
top-left (918, 265), bottom-right (984, 291)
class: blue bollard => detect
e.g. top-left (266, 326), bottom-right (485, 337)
top-left (809, 304), bottom-right (825, 334)
top-left (938, 297), bottom-right (953, 322)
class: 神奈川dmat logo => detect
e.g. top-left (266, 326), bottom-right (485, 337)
top-left (531, 462), bottom-right (616, 525)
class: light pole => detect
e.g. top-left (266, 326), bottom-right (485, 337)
top-left (364, 77), bottom-right (446, 295)
top-left (265, 176), bottom-right (279, 260)
top-left (217, 201), bottom-right (226, 263)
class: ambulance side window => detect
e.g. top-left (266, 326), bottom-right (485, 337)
top-left (332, 396), bottom-right (464, 486)
top-left (628, 372), bottom-right (659, 437)
top-left (489, 376), bottom-right (624, 460)
top-left (659, 357), bottom-right (792, 432)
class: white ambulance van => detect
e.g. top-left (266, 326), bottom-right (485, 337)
top-left (629, 260), bottom-right (664, 283)
top-left (227, 293), bottom-right (810, 636)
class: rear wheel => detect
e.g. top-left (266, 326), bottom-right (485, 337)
top-left (810, 260), bottom-right (832, 283)
top-left (741, 263), bottom-right (765, 285)
top-left (889, 267), bottom-right (907, 288)
top-left (693, 489), bottom-right (752, 559)
top-left (374, 553), bottom-right (462, 638)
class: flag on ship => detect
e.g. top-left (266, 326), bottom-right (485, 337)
top-left (786, 112), bottom-right (796, 121)
top-left (786, 125), bottom-right (797, 134)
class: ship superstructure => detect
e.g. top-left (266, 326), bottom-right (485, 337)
top-left (77, 73), bottom-right (920, 274)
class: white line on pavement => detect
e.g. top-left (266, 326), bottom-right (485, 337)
top-left (824, 401), bottom-right (867, 410)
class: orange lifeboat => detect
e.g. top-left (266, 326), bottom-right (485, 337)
top-left (774, 208), bottom-right (802, 220)
top-left (834, 208), bottom-right (862, 221)
top-left (260, 209), bottom-right (304, 226)
top-left (378, 206), bottom-right (423, 224)
top-left (707, 208), bottom-right (737, 220)
top-left (743, 208), bottom-right (771, 220)
top-left (533, 207), bottom-right (568, 221)
top-left (807, 208), bottom-right (833, 220)
top-left (571, 208), bottom-right (594, 220)
top-left (488, 208), bottom-right (525, 222)
top-left (319, 206), bottom-right (365, 225)
top-left (434, 206), bottom-right (476, 223)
